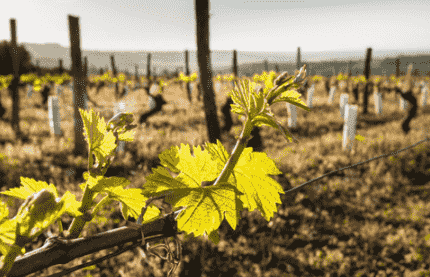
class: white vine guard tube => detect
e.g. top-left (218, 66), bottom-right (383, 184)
top-left (421, 84), bottom-right (428, 107)
top-left (286, 103), bottom-right (297, 128)
top-left (374, 91), bottom-right (383, 115)
top-left (340, 93), bottom-right (349, 120)
top-left (400, 97), bottom-right (408, 111)
top-left (342, 104), bottom-right (358, 153)
top-left (26, 84), bottom-right (33, 98)
top-left (307, 84), bottom-right (315, 109)
top-left (328, 87), bottom-right (336, 105)
top-left (48, 96), bottom-right (63, 136)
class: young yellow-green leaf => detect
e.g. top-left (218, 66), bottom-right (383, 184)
top-left (160, 144), bottom-right (220, 185)
top-left (0, 201), bottom-right (8, 221)
top-left (172, 183), bottom-right (243, 245)
top-left (141, 166), bottom-right (191, 199)
top-left (80, 109), bottom-right (108, 147)
top-left (1, 177), bottom-right (83, 219)
top-left (0, 201), bottom-right (15, 248)
top-left (203, 140), bottom-right (231, 173)
top-left (251, 113), bottom-right (278, 129)
top-left (234, 149), bottom-right (284, 220)
top-left (107, 112), bottom-right (137, 135)
top-left (81, 171), bottom-right (104, 188)
top-left (0, 218), bottom-right (26, 256)
top-left (0, 176), bottom-right (58, 200)
top-left (82, 173), bottom-right (130, 192)
top-left (14, 189), bottom-right (74, 238)
top-left (263, 71), bottom-right (277, 92)
top-left (271, 90), bottom-right (311, 112)
top-left (80, 108), bottom-right (117, 166)
top-left (229, 103), bottom-right (247, 117)
top-left (265, 76), bottom-right (295, 101)
top-left (251, 114), bottom-right (299, 144)
top-left (158, 146), bottom-right (181, 174)
top-left (205, 141), bottom-right (284, 221)
top-left (233, 80), bottom-right (254, 113)
top-left (61, 191), bottom-right (83, 218)
top-left (226, 89), bottom-right (246, 113)
top-left (118, 129), bottom-right (136, 142)
top-left (82, 174), bottom-right (160, 223)
top-left (249, 86), bottom-right (267, 119)
top-left (226, 87), bottom-right (248, 117)
top-left (207, 229), bottom-right (220, 245)
top-left (141, 144), bottom-right (244, 244)
top-left (107, 186), bottom-right (161, 223)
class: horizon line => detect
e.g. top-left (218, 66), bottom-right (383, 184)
top-left (18, 42), bottom-right (430, 55)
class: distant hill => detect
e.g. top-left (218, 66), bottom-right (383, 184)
top-left (21, 42), bottom-right (430, 77)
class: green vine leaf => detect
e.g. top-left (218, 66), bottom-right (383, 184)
top-left (117, 129), bottom-right (136, 142)
top-left (265, 75), bottom-right (295, 103)
top-left (251, 113), bottom-right (278, 129)
top-left (270, 89), bottom-right (311, 111)
top-left (0, 177), bottom-right (58, 200)
top-left (141, 144), bottom-right (244, 244)
top-left (79, 173), bottom-right (161, 223)
top-left (263, 71), bottom-right (278, 92)
top-left (141, 141), bottom-right (284, 243)
top-left (158, 146), bottom-right (182, 174)
top-left (205, 141), bottom-right (284, 221)
top-left (0, 177), bottom-right (82, 218)
top-left (80, 109), bottom-right (117, 167)
top-left (172, 182), bottom-right (242, 245)
top-left (250, 114), bottom-right (299, 144)
top-left (112, 187), bottom-right (161, 223)
top-left (0, 202), bottom-right (26, 256)
top-left (13, 188), bottom-right (80, 239)
top-left (207, 229), bottom-right (220, 244)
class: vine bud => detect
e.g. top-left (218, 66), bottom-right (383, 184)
top-left (293, 64), bottom-right (307, 83)
top-left (107, 112), bottom-right (134, 130)
top-left (15, 189), bottom-right (58, 238)
top-left (274, 72), bottom-right (289, 86)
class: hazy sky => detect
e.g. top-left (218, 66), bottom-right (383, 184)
top-left (1, 0), bottom-right (429, 53)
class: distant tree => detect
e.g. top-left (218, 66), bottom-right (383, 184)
top-left (412, 69), bottom-right (420, 77)
top-left (0, 40), bottom-right (34, 75)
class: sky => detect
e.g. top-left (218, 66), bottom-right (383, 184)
top-left (1, 0), bottom-right (429, 54)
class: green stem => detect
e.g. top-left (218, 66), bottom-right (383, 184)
top-left (67, 182), bottom-right (95, 239)
top-left (212, 118), bottom-right (254, 186)
top-left (67, 142), bottom-right (117, 239)
top-left (0, 245), bottom-right (22, 277)
top-left (57, 218), bottom-right (63, 233)
top-left (91, 194), bottom-right (111, 217)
